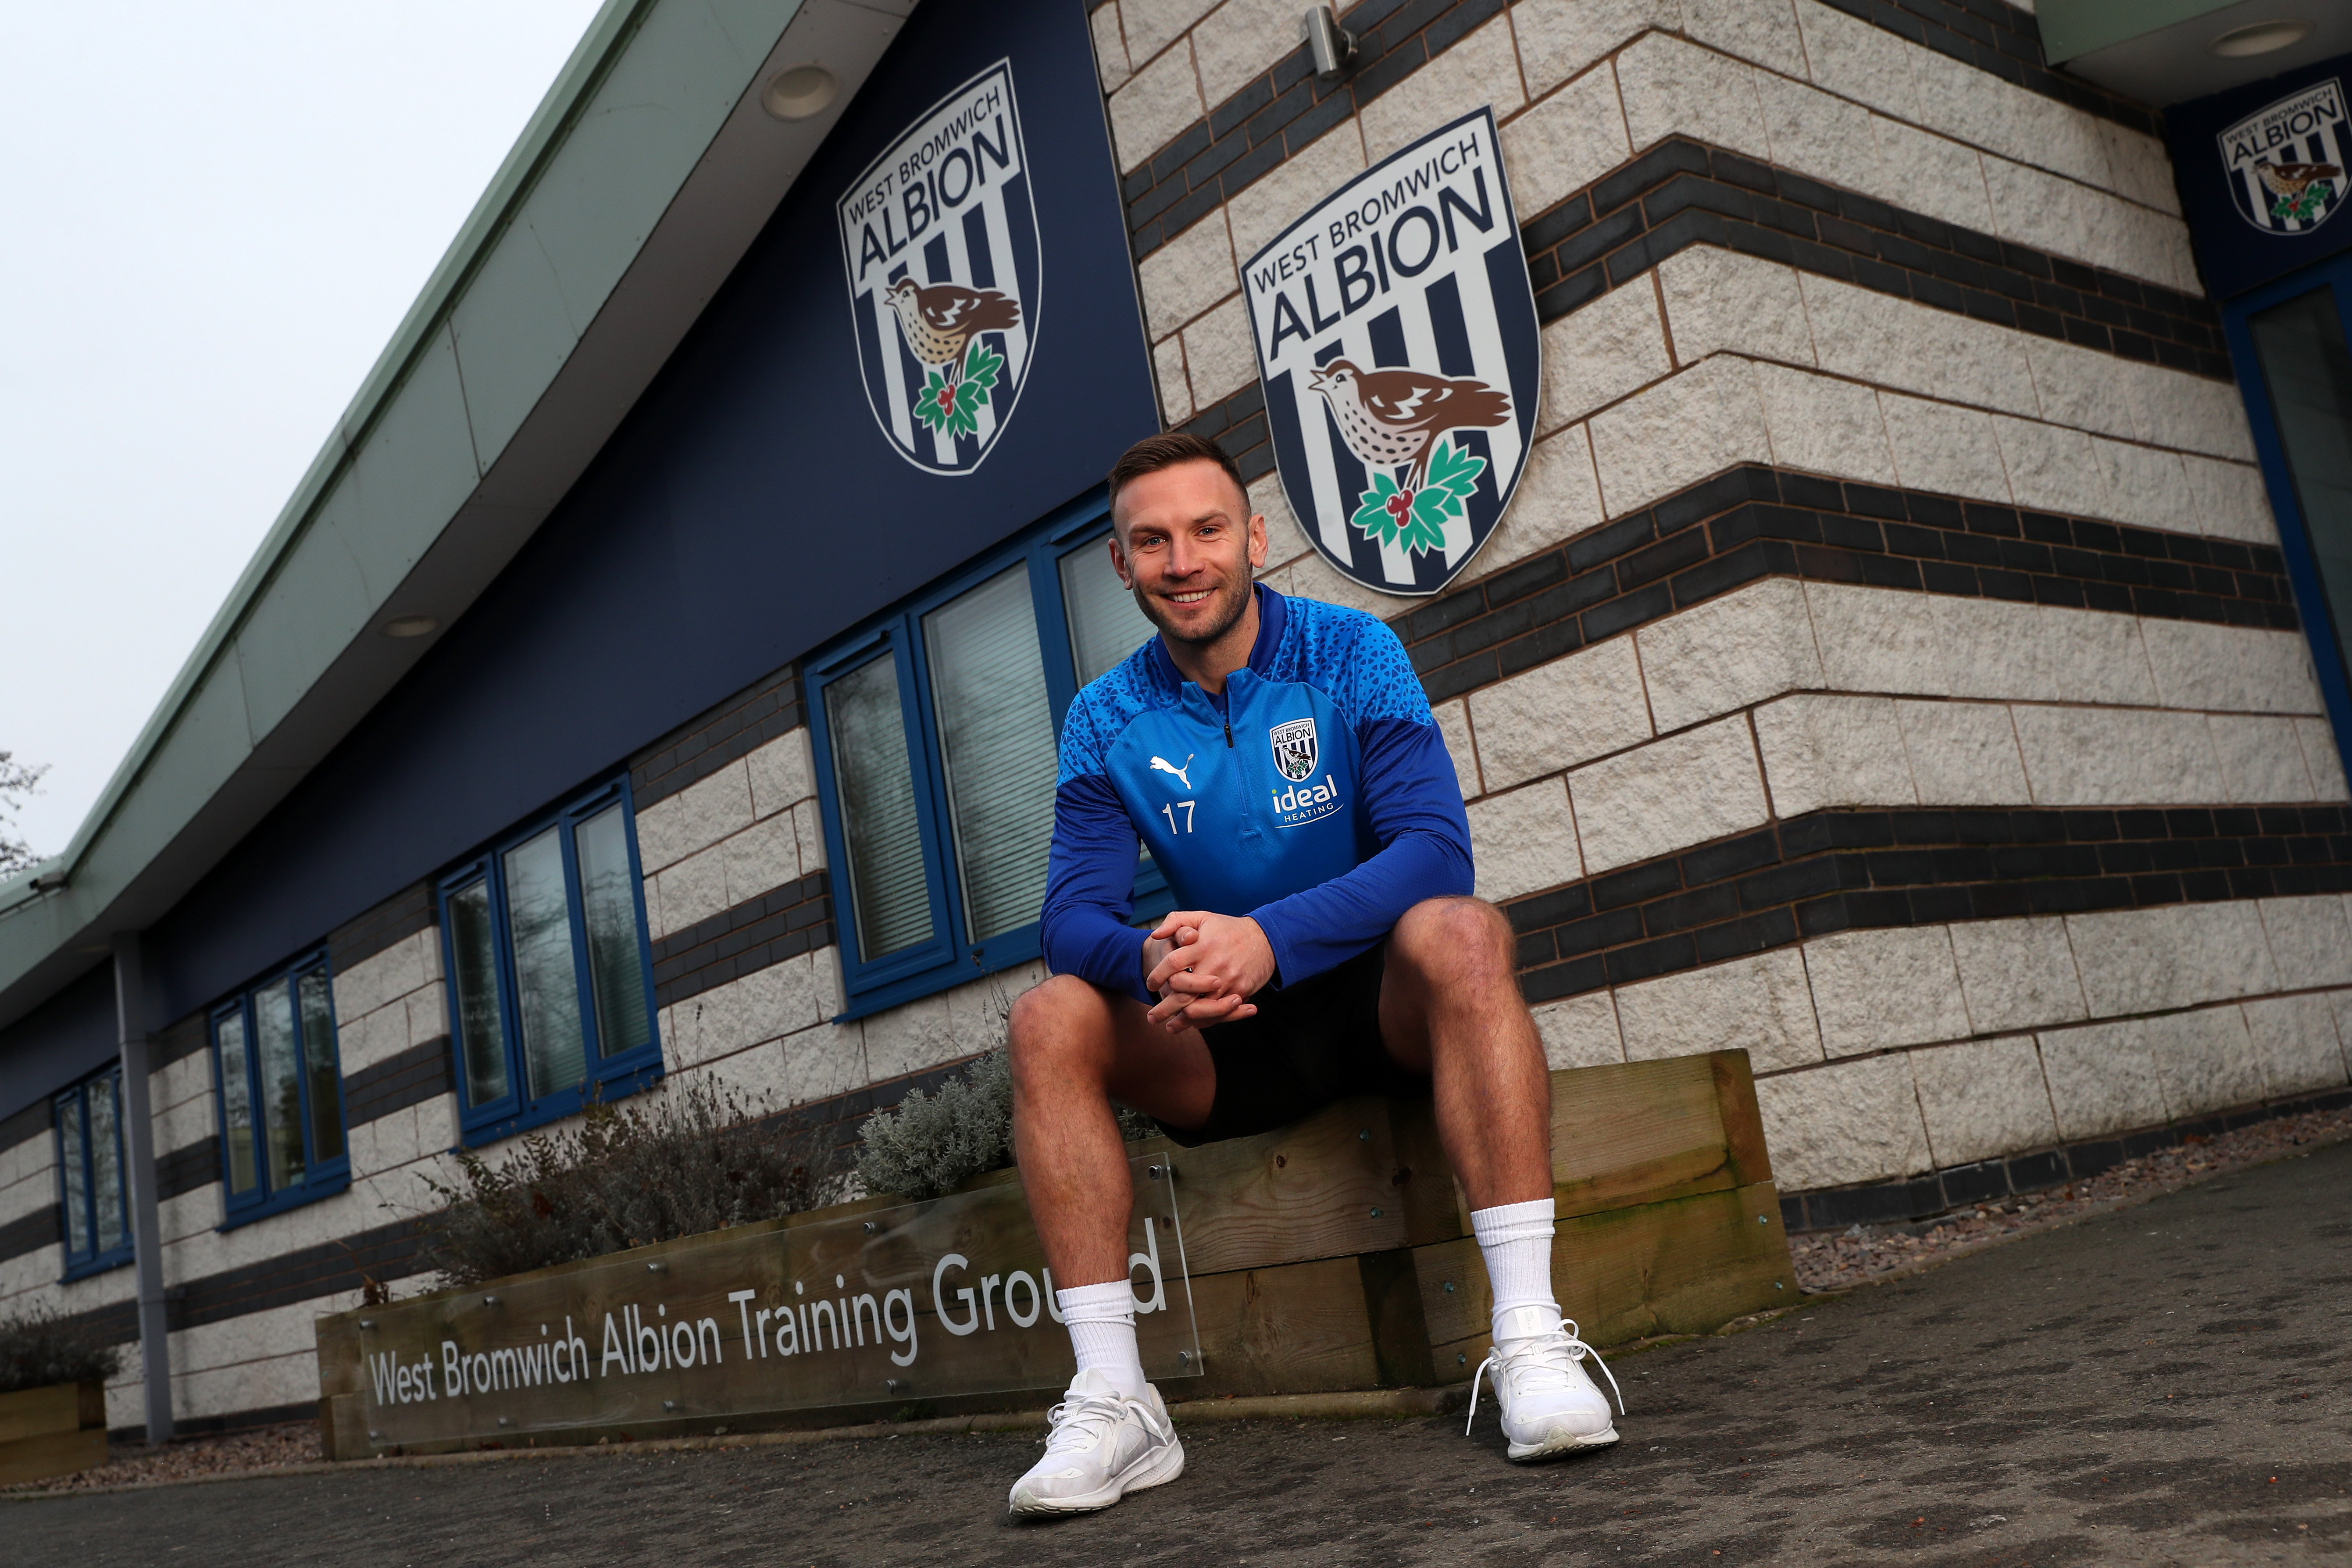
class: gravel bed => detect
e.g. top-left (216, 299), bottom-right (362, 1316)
top-left (1788, 1102), bottom-right (2352, 1292)
top-left (5, 1419), bottom-right (321, 1495)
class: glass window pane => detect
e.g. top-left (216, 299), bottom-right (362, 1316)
top-left (2251, 288), bottom-right (2352, 693)
top-left (925, 567), bottom-right (1060, 943)
top-left (575, 804), bottom-right (652, 1062)
top-left (826, 653), bottom-right (935, 959)
top-left (503, 827), bottom-right (588, 1101)
top-left (255, 984), bottom-right (306, 1191)
top-left (1061, 536), bottom-right (1156, 687)
top-left (57, 1092), bottom-right (89, 1258)
top-left (89, 1076), bottom-right (125, 1254)
top-left (218, 1012), bottom-right (258, 1195)
top-left (449, 879), bottom-right (511, 1106)
top-left (297, 969), bottom-right (345, 1165)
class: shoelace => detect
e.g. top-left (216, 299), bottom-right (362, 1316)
top-left (1464, 1317), bottom-right (1626, 1434)
top-left (1040, 1389), bottom-right (1132, 1457)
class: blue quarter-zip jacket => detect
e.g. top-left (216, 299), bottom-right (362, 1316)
top-left (1042, 584), bottom-right (1473, 1004)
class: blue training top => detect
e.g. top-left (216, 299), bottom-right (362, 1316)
top-left (1042, 582), bottom-right (1474, 1004)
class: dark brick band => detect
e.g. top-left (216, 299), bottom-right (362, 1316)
top-left (0, 1097), bottom-right (47, 1155)
top-left (0, 1202), bottom-right (58, 1264)
top-left (1784, 1084), bottom-right (2352, 1232)
top-left (1508, 804), bottom-right (2352, 1005)
top-left (1121, 0), bottom-right (2154, 263)
top-left (342, 1039), bottom-right (455, 1129)
top-left (328, 880), bottom-right (435, 976)
top-left (630, 666), bottom-right (806, 812)
top-left (1521, 138), bottom-right (2227, 379)
top-left (157, 1136), bottom-right (220, 1203)
top-left (651, 869), bottom-right (835, 1008)
top-left (68, 1214), bottom-right (434, 1348)
top-left (1401, 464), bottom-right (2294, 707)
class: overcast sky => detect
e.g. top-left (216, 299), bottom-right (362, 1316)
top-left (0, 0), bottom-right (607, 861)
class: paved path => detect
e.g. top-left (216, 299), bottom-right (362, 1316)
top-left (16, 1139), bottom-right (2352, 1565)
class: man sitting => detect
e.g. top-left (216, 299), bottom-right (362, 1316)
top-left (1004, 432), bottom-right (1621, 1517)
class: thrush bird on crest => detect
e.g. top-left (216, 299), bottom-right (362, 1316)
top-left (2254, 159), bottom-right (2342, 199)
top-left (884, 275), bottom-right (1021, 382)
top-left (1306, 358), bottom-right (1511, 494)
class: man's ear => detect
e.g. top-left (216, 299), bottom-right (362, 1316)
top-left (1106, 529), bottom-right (1135, 589)
top-left (1246, 510), bottom-right (1269, 569)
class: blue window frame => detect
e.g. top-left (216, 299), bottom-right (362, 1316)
top-left (55, 1066), bottom-right (132, 1279)
top-left (438, 777), bottom-right (662, 1144)
top-left (2220, 249), bottom-right (2352, 784)
top-left (211, 952), bottom-right (350, 1227)
top-left (807, 489), bottom-right (1171, 1020)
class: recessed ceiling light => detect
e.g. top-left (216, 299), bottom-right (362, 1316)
top-left (2209, 18), bottom-right (2316, 57)
top-left (762, 64), bottom-right (837, 121)
top-left (382, 615), bottom-right (438, 639)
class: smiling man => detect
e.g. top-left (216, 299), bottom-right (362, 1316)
top-left (1002, 432), bottom-right (1623, 1517)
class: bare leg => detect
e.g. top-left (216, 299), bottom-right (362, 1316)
top-left (1378, 897), bottom-right (1553, 1209)
top-left (1009, 975), bottom-right (1217, 1287)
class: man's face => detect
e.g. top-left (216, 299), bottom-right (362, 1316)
top-left (1109, 460), bottom-right (1269, 649)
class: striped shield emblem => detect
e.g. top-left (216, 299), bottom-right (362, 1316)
top-left (1243, 107), bottom-right (1541, 597)
top-left (838, 61), bottom-right (1042, 475)
top-left (2219, 78), bottom-right (2348, 237)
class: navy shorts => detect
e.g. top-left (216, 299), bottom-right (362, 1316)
top-left (1157, 943), bottom-right (1428, 1147)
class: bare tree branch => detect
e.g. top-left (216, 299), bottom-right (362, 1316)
top-left (0, 750), bottom-right (51, 879)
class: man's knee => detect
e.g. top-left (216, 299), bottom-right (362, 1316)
top-left (1007, 974), bottom-right (1113, 1078)
top-left (1395, 896), bottom-right (1516, 974)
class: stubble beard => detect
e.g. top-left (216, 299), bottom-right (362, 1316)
top-left (1133, 568), bottom-right (1252, 652)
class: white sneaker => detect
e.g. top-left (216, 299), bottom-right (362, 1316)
top-left (1006, 1369), bottom-right (1185, 1515)
top-left (1466, 1305), bottom-right (1624, 1461)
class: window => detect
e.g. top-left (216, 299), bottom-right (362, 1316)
top-left (55, 1067), bottom-right (131, 1277)
top-left (212, 954), bottom-right (350, 1225)
top-left (2224, 250), bottom-right (2352, 783)
top-left (807, 492), bottom-right (1165, 1018)
top-left (439, 778), bottom-right (661, 1143)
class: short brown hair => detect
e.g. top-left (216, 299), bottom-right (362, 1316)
top-left (1106, 431), bottom-right (1248, 514)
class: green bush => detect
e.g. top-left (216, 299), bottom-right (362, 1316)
top-left (855, 1048), bottom-right (1159, 1200)
top-left (422, 1077), bottom-right (842, 1287)
top-left (0, 1304), bottom-right (121, 1395)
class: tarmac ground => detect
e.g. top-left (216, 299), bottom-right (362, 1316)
top-left (12, 1136), bottom-right (2352, 1566)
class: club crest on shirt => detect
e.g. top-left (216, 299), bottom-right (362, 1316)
top-left (2219, 78), bottom-right (2348, 236)
top-left (1270, 718), bottom-right (1319, 782)
top-left (838, 61), bottom-right (1040, 475)
top-left (1242, 107), bottom-right (1542, 597)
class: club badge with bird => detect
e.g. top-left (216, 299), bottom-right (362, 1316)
top-left (2254, 157), bottom-right (2342, 224)
top-left (1305, 358), bottom-right (1511, 557)
top-left (883, 275), bottom-right (1021, 438)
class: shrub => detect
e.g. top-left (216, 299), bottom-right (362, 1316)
top-left (421, 1077), bottom-right (842, 1287)
top-left (0, 1304), bottom-right (121, 1394)
top-left (855, 1048), bottom-right (1159, 1200)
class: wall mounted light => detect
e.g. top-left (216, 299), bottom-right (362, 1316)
top-left (1303, 6), bottom-right (1356, 80)
top-left (381, 615), bottom-right (438, 639)
top-left (762, 64), bottom-right (838, 121)
top-left (2209, 18), bottom-right (2316, 57)
top-left (30, 870), bottom-right (66, 891)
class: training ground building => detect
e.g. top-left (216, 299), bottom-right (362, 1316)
top-left (6, 0), bottom-right (2352, 1438)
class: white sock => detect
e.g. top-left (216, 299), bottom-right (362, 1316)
top-left (1471, 1197), bottom-right (1560, 1339)
top-left (1056, 1280), bottom-right (1146, 1400)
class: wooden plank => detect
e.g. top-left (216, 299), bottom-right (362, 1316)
top-left (1151, 1097), bottom-right (1414, 1275)
top-left (0, 1425), bottom-right (107, 1486)
top-left (1549, 1054), bottom-right (1743, 1218)
top-left (1415, 1181), bottom-right (1792, 1359)
top-left (1168, 1256), bottom-right (1383, 1399)
top-left (0, 1382), bottom-right (85, 1445)
top-left (1710, 1050), bottom-right (1774, 1187)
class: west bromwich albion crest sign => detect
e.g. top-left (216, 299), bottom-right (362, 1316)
top-left (839, 61), bottom-right (1041, 475)
top-left (2219, 77), bottom-right (2348, 236)
top-left (1244, 108), bottom-right (1540, 597)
